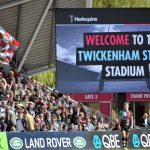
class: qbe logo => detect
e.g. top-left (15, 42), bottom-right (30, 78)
top-left (93, 134), bottom-right (121, 149)
top-left (10, 137), bottom-right (23, 150)
top-left (132, 133), bottom-right (150, 148)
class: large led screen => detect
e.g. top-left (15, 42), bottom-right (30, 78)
top-left (56, 9), bottom-right (150, 93)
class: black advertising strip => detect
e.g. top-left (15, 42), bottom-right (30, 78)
top-left (6, 130), bottom-right (150, 150)
top-left (128, 129), bottom-right (150, 149)
top-left (56, 8), bottom-right (150, 24)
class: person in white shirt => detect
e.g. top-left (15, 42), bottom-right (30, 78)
top-left (84, 118), bottom-right (94, 131)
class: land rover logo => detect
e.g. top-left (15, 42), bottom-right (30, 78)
top-left (10, 137), bottom-right (23, 149)
top-left (73, 136), bottom-right (86, 148)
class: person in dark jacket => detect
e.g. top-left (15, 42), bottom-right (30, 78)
top-left (140, 113), bottom-right (150, 127)
top-left (16, 112), bottom-right (28, 131)
top-left (4, 105), bottom-right (16, 131)
top-left (0, 116), bottom-right (7, 131)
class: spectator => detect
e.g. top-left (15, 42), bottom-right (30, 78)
top-left (68, 123), bottom-right (75, 131)
top-left (112, 118), bottom-right (120, 130)
top-left (97, 117), bottom-right (108, 130)
top-left (27, 102), bottom-right (35, 117)
top-left (58, 122), bottom-right (63, 131)
top-left (41, 124), bottom-right (48, 131)
top-left (140, 113), bottom-right (150, 127)
top-left (0, 67), bottom-right (113, 133)
top-left (35, 123), bottom-right (40, 131)
top-left (62, 124), bottom-right (68, 131)
top-left (39, 113), bottom-right (45, 128)
top-left (16, 77), bottom-right (22, 89)
top-left (16, 112), bottom-right (28, 132)
top-left (91, 115), bottom-right (98, 129)
top-left (78, 123), bottom-right (83, 131)
top-left (24, 110), bottom-right (35, 131)
top-left (73, 116), bottom-right (80, 130)
top-left (20, 94), bottom-right (28, 106)
top-left (49, 123), bottom-right (55, 132)
top-left (45, 111), bottom-right (51, 127)
top-left (45, 90), bottom-right (51, 102)
top-left (78, 102), bottom-right (85, 114)
top-left (95, 122), bottom-right (106, 131)
top-left (79, 112), bottom-right (86, 125)
top-left (108, 122), bottom-right (115, 131)
top-left (0, 72), bottom-right (6, 85)
top-left (84, 118), bottom-right (94, 131)
top-left (0, 67), bottom-right (6, 78)
top-left (4, 105), bottom-right (16, 131)
top-left (7, 71), bottom-right (15, 85)
top-left (0, 116), bottom-right (7, 131)
top-left (51, 114), bottom-right (59, 131)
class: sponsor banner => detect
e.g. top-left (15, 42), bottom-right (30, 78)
top-left (0, 132), bottom-right (9, 150)
top-left (128, 129), bottom-right (150, 149)
top-left (87, 131), bottom-right (123, 149)
top-left (68, 93), bottom-right (113, 102)
top-left (2, 130), bottom-right (150, 149)
top-left (7, 132), bottom-right (87, 150)
top-left (127, 93), bottom-right (150, 101)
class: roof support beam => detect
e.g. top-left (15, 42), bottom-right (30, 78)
top-left (0, 0), bottom-right (31, 10)
top-left (17, 0), bottom-right (54, 72)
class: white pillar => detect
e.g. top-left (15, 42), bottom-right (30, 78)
top-left (86, 0), bottom-right (93, 8)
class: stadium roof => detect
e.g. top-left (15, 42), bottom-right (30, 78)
top-left (0, 0), bottom-right (92, 75)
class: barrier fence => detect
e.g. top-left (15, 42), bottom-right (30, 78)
top-left (0, 129), bottom-right (150, 150)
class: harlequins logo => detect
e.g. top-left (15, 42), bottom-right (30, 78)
top-left (69, 15), bottom-right (74, 23)
top-left (69, 15), bottom-right (98, 23)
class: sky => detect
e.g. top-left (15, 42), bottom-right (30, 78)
top-left (56, 24), bottom-right (150, 73)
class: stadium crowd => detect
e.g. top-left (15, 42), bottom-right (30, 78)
top-left (0, 68), bottom-right (113, 132)
top-left (0, 68), bottom-right (149, 132)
